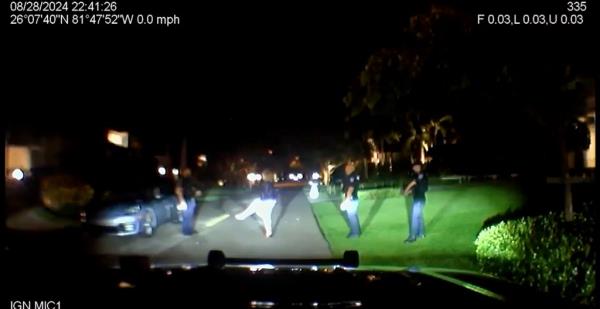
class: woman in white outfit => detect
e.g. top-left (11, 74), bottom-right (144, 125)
top-left (235, 170), bottom-right (277, 238)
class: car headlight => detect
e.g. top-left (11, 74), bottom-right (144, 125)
top-left (125, 205), bottom-right (141, 214)
top-left (247, 173), bottom-right (261, 182)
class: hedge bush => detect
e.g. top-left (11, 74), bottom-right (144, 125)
top-left (40, 174), bottom-right (94, 216)
top-left (475, 211), bottom-right (596, 306)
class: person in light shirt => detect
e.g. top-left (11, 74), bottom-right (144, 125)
top-left (235, 170), bottom-right (278, 238)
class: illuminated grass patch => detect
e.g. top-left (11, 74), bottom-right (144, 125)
top-left (312, 183), bottom-right (522, 270)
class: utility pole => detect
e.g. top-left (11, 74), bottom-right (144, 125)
top-left (180, 137), bottom-right (187, 170)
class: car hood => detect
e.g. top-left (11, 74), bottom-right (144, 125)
top-left (107, 262), bottom-right (568, 307)
top-left (87, 201), bottom-right (142, 218)
top-left (4, 249), bottom-right (577, 308)
top-left (362, 266), bottom-right (521, 302)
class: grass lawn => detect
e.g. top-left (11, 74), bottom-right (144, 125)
top-left (311, 183), bottom-right (523, 270)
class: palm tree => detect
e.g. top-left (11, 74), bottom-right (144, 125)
top-left (401, 114), bottom-right (456, 163)
top-left (424, 115), bottom-right (455, 148)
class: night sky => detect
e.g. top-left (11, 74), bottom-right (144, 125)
top-left (6, 0), bottom-right (596, 155)
top-left (7, 21), bottom-right (375, 137)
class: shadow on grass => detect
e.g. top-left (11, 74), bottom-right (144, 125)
top-left (362, 198), bottom-right (386, 233)
top-left (404, 195), bottom-right (412, 233)
top-left (426, 189), bottom-right (465, 232)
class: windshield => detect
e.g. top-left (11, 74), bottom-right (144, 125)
top-left (5, 1), bottom-right (595, 307)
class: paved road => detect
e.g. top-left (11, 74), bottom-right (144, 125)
top-left (85, 188), bottom-right (332, 266)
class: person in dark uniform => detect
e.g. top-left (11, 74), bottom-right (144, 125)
top-left (403, 162), bottom-right (428, 243)
top-left (235, 170), bottom-right (278, 238)
top-left (175, 168), bottom-right (201, 235)
top-left (340, 161), bottom-right (361, 238)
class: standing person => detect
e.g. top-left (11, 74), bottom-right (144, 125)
top-left (340, 161), bottom-right (361, 238)
top-left (403, 162), bottom-right (428, 243)
top-left (235, 170), bottom-right (277, 238)
top-left (175, 167), bottom-right (200, 236)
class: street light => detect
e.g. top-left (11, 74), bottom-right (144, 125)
top-left (172, 168), bottom-right (180, 176)
top-left (158, 166), bottom-right (166, 176)
top-left (11, 168), bottom-right (24, 181)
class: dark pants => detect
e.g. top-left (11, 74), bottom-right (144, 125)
top-left (182, 198), bottom-right (197, 235)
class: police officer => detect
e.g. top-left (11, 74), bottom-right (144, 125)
top-left (175, 168), bottom-right (200, 235)
top-left (403, 162), bottom-right (428, 243)
top-left (340, 161), bottom-right (361, 238)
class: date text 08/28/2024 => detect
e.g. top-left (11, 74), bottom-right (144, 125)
top-left (10, 1), bottom-right (118, 13)
top-left (9, 1), bottom-right (180, 26)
